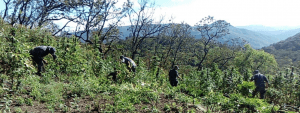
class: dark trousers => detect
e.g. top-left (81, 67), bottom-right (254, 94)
top-left (252, 87), bottom-right (266, 99)
top-left (131, 66), bottom-right (136, 72)
top-left (127, 66), bottom-right (136, 72)
top-left (170, 80), bottom-right (178, 87)
top-left (32, 57), bottom-right (44, 74)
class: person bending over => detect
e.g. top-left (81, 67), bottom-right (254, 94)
top-left (29, 46), bottom-right (57, 76)
top-left (120, 55), bottom-right (137, 72)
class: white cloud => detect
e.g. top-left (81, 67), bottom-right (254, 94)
top-left (53, 19), bottom-right (75, 31)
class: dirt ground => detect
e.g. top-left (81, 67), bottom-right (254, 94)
top-left (3, 93), bottom-right (205, 113)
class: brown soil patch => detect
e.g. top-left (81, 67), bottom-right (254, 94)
top-left (3, 93), bottom-right (203, 113)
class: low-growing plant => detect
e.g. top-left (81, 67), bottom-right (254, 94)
top-left (163, 104), bottom-right (171, 112)
top-left (25, 98), bottom-right (33, 106)
top-left (14, 107), bottom-right (22, 113)
top-left (104, 103), bottom-right (114, 112)
top-left (142, 105), bottom-right (149, 110)
top-left (15, 96), bottom-right (25, 106)
top-left (62, 105), bottom-right (69, 113)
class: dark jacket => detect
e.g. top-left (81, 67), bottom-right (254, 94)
top-left (29, 46), bottom-right (56, 74)
top-left (169, 69), bottom-right (179, 81)
top-left (30, 46), bottom-right (56, 60)
top-left (250, 74), bottom-right (269, 88)
top-left (122, 57), bottom-right (136, 67)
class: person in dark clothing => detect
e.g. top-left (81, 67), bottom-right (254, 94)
top-left (169, 65), bottom-right (181, 87)
top-left (250, 70), bottom-right (269, 99)
top-left (29, 46), bottom-right (57, 75)
top-left (107, 68), bottom-right (120, 82)
top-left (120, 55), bottom-right (137, 72)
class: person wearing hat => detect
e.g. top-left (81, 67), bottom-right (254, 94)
top-left (120, 55), bottom-right (137, 72)
top-left (168, 65), bottom-right (181, 87)
top-left (250, 70), bottom-right (269, 99)
top-left (29, 46), bottom-right (57, 76)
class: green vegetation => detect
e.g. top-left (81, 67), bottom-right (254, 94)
top-left (0, 0), bottom-right (300, 112)
top-left (0, 17), bottom-right (299, 112)
top-left (263, 32), bottom-right (300, 67)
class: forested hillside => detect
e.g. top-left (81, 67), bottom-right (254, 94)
top-left (263, 32), bottom-right (300, 67)
top-left (0, 0), bottom-right (300, 112)
top-left (237, 25), bottom-right (300, 42)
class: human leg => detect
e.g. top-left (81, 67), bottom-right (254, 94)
top-left (259, 89), bottom-right (266, 99)
top-left (174, 80), bottom-right (178, 86)
top-left (36, 58), bottom-right (44, 75)
top-left (131, 66), bottom-right (136, 73)
top-left (252, 87), bottom-right (259, 98)
top-left (170, 80), bottom-right (175, 86)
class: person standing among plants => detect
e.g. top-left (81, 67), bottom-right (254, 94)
top-left (120, 55), bottom-right (137, 72)
top-left (250, 70), bottom-right (269, 99)
top-left (168, 65), bottom-right (181, 87)
top-left (29, 46), bottom-right (57, 76)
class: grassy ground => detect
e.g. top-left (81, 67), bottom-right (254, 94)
top-left (1, 72), bottom-right (206, 113)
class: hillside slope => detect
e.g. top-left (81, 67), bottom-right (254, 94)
top-left (191, 26), bottom-right (277, 49)
top-left (1, 18), bottom-right (298, 112)
top-left (237, 25), bottom-right (300, 42)
top-left (262, 32), bottom-right (300, 66)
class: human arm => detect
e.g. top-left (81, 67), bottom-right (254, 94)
top-left (264, 75), bottom-right (269, 88)
top-left (177, 76), bottom-right (182, 80)
top-left (250, 75), bottom-right (255, 82)
top-left (175, 70), bottom-right (182, 80)
top-left (52, 54), bottom-right (57, 60)
top-left (127, 60), bottom-right (131, 68)
top-left (47, 47), bottom-right (57, 60)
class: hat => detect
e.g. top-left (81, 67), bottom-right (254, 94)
top-left (49, 47), bottom-right (56, 55)
top-left (120, 55), bottom-right (124, 59)
top-left (174, 65), bottom-right (179, 69)
top-left (254, 70), bottom-right (259, 74)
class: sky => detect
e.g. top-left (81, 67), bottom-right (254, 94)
top-left (153, 0), bottom-right (300, 27)
top-left (1, 0), bottom-right (300, 28)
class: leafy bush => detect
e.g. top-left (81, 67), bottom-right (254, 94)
top-left (237, 81), bottom-right (255, 97)
top-left (265, 88), bottom-right (283, 104)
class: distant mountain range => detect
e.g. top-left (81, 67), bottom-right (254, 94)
top-left (237, 25), bottom-right (300, 31)
top-left (189, 26), bottom-right (278, 49)
top-left (263, 32), bottom-right (300, 51)
top-left (262, 32), bottom-right (300, 67)
top-left (237, 25), bottom-right (300, 43)
top-left (73, 24), bottom-right (300, 49)
top-left (119, 25), bottom-right (299, 49)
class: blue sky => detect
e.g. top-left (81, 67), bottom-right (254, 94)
top-left (1, 0), bottom-right (300, 28)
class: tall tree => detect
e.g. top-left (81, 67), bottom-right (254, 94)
top-left (155, 22), bottom-right (193, 68)
top-left (234, 44), bottom-right (278, 78)
top-left (67, 0), bottom-right (128, 53)
top-left (194, 16), bottom-right (230, 71)
top-left (1, 0), bottom-right (77, 35)
top-left (126, 0), bottom-right (167, 60)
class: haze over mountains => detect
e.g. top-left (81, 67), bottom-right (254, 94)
top-left (75, 24), bottom-right (300, 49)
top-left (262, 32), bottom-right (300, 67)
top-left (119, 25), bottom-right (300, 49)
top-left (190, 26), bottom-right (277, 49)
top-left (191, 24), bottom-right (300, 49)
top-left (236, 25), bottom-right (300, 44)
